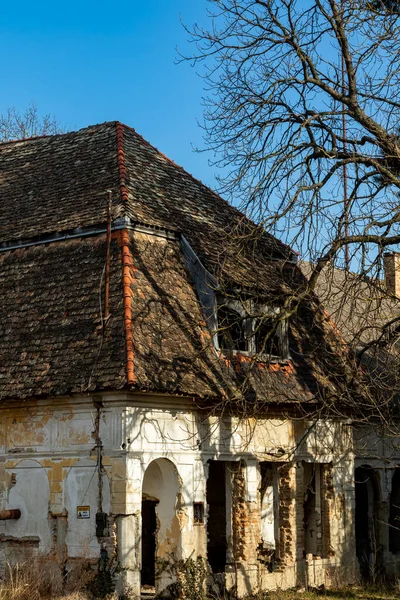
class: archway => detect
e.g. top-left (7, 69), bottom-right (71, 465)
top-left (141, 458), bottom-right (182, 591)
top-left (355, 465), bottom-right (381, 580)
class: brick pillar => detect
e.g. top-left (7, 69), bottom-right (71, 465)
top-left (277, 463), bottom-right (297, 567)
top-left (231, 461), bottom-right (260, 564)
top-left (321, 464), bottom-right (334, 558)
top-left (231, 461), bottom-right (246, 563)
top-left (230, 461), bottom-right (261, 596)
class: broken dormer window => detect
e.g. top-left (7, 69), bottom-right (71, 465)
top-left (215, 298), bottom-right (288, 360)
top-left (217, 304), bottom-right (248, 352)
top-left (254, 316), bottom-right (281, 356)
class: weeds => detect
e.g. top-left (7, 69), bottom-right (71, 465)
top-left (238, 589), bottom-right (400, 600)
top-left (1, 555), bottom-right (400, 600)
top-left (0, 551), bottom-right (116, 600)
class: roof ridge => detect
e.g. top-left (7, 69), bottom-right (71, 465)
top-left (116, 122), bottom-right (129, 208)
top-left (115, 123), bottom-right (136, 387)
top-left (0, 121), bottom-right (119, 148)
top-left (0, 132), bottom-right (52, 147)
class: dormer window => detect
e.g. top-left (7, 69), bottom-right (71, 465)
top-left (215, 298), bottom-right (288, 360)
top-left (180, 237), bottom-right (289, 361)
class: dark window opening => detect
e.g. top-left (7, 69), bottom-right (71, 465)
top-left (304, 463), bottom-right (318, 556)
top-left (215, 297), bottom-right (287, 359)
top-left (194, 502), bottom-right (204, 525)
top-left (207, 461), bottom-right (227, 573)
top-left (254, 318), bottom-right (281, 356)
top-left (355, 466), bottom-right (382, 580)
top-left (217, 305), bottom-right (247, 352)
top-left (141, 499), bottom-right (158, 587)
top-left (389, 469), bottom-right (400, 553)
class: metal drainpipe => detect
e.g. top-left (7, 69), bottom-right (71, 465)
top-left (0, 509), bottom-right (21, 520)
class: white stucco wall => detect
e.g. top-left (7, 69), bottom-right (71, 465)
top-left (0, 392), bottom-right (393, 595)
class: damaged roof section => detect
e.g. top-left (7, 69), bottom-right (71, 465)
top-left (0, 227), bottom-right (353, 404)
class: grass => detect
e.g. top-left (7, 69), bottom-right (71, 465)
top-left (257, 589), bottom-right (400, 600)
top-left (0, 584), bottom-right (399, 600)
top-left (0, 554), bottom-right (117, 600)
top-left (1, 556), bottom-right (400, 600)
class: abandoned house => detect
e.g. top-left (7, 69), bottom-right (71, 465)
top-left (0, 121), bottom-right (400, 597)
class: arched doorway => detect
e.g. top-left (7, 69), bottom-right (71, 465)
top-left (141, 458), bottom-right (182, 591)
top-left (355, 465), bottom-right (381, 580)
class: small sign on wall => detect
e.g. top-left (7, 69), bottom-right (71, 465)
top-left (77, 506), bottom-right (90, 519)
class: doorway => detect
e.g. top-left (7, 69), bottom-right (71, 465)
top-left (141, 458), bottom-right (182, 592)
top-left (355, 465), bottom-right (381, 580)
top-left (206, 461), bottom-right (228, 573)
top-left (141, 500), bottom-right (158, 586)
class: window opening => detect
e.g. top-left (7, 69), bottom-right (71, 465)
top-left (216, 297), bottom-right (287, 359)
top-left (217, 305), bottom-right (247, 352)
top-left (207, 461), bottom-right (228, 573)
top-left (303, 462), bottom-right (331, 558)
top-left (193, 502), bottom-right (204, 525)
top-left (254, 317), bottom-right (281, 356)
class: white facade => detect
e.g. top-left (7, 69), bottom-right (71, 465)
top-left (1, 392), bottom-right (387, 597)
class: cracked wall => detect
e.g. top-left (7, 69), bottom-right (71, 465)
top-left (0, 394), bottom-right (388, 597)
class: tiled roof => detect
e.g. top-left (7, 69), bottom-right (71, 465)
top-left (299, 261), bottom-right (400, 347)
top-left (0, 123), bottom-right (366, 406)
top-left (0, 123), bottom-right (121, 243)
top-left (123, 230), bottom-right (338, 404)
top-left (0, 122), bottom-right (289, 286)
top-left (0, 235), bottom-right (126, 399)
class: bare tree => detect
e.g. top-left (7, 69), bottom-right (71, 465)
top-left (0, 104), bottom-right (64, 141)
top-left (182, 0), bottom-right (400, 428)
top-left (187, 0), bottom-right (400, 281)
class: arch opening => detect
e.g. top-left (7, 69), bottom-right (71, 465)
top-left (141, 458), bottom-right (182, 591)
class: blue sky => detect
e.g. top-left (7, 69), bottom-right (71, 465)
top-left (0, 1), bottom-right (219, 188)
